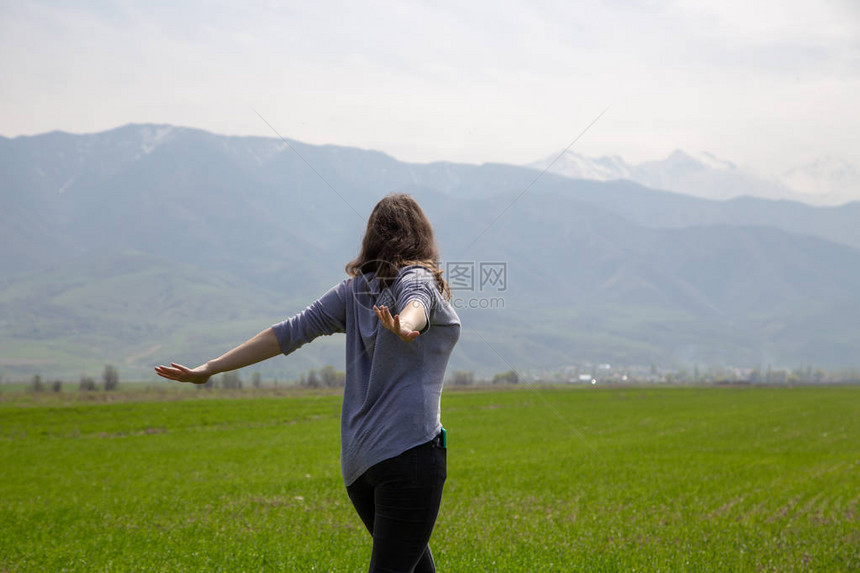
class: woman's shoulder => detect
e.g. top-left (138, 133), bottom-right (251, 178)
top-left (396, 264), bottom-right (436, 279)
top-left (397, 265), bottom-right (460, 324)
top-left (394, 264), bottom-right (438, 292)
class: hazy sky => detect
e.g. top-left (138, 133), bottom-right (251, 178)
top-left (2, 0), bottom-right (858, 174)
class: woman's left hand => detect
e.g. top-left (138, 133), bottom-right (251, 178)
top-left (374, 305), bottom-right (421, 343)
top-left (154, 362), bottom-right (212, 384)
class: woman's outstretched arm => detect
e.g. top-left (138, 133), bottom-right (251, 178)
top-left (154, 327), bottom-right (281, 384)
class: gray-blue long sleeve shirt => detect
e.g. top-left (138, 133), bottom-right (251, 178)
top-left (272, 265), bottom-right (461, 486)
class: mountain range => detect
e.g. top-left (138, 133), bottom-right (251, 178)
top-left (2, 123), bottom-right (860, 381)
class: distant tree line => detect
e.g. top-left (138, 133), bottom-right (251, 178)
top-left (20, 362), bottom-right (860, 393)
top-left (29, 375), bottom-right (63, 393)
top-left (449, 370), bottom-right (520, 386)
top-left (193, 367), bottom-right (348, 390)
top-left (28, 365), bottom-right (120, 393)
top-left (299, 365), bottom-right (346, 388)
top-left (197, 371), bottom-right (242, 390)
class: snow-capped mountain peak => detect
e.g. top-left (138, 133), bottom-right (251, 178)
top-left (678, 150), bottom-right (738, 171)
top-left (529, 150), bottom-right (633, 181)
top-left (139, 125), bottom-right (175, 155)
top-left (527, 148), bottom-right (859, 205)
top-left (781, 156), bottom-right (860, 199)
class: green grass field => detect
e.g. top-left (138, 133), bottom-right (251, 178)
top-left (1, 385), bottom-right (857, 572)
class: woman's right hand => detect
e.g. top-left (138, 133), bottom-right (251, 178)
top-left (154, 362), bottom-right (211, 384)
top-left (374, 304), bottom-right (422, 343)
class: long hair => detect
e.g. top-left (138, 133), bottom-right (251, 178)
top-left (346, 193), bottom-right (451, 301)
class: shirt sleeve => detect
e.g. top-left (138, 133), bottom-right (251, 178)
top-left (394, 265), bottom-right (436, 334)
top-left (271, 280), bottom-right (347, 356)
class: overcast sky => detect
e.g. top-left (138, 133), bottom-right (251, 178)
top-left (1, 0), bottom-right (858, 174)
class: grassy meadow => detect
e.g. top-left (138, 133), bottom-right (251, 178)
top-left (1, 384), bottom-right (857, 571)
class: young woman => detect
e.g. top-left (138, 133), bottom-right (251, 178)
top-left (155, 193), bottom-right (461, 573)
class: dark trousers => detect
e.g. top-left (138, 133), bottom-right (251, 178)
top-left (346, 437), bottom-right (447, 573)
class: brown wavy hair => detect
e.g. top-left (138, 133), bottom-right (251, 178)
top-left (346, 193), bottom-right (451, 301)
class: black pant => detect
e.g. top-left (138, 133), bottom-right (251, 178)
top-left (346, 437), bottom-right (447, 573)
